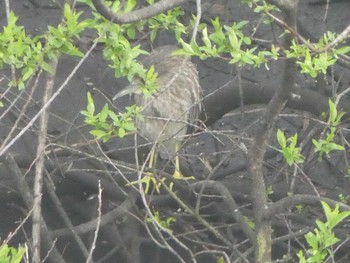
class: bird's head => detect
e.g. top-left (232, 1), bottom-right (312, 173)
top-left (112, 83), bottom-right (142, 101)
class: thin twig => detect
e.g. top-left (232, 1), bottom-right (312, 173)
top-left (44, 174), bottom-right (90, 259)
top-left (191, 0), bottom-right (202, 42)
top-left (1, 207), bottom-right (33, 246)
top-left (86, 180), bottom-right (103, 263)
top-left (4, 0), bottom-right (16, 81)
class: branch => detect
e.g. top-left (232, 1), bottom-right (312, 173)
top-left (91, 0), bottom-right (186, 24)
top-left (86, 181), bottom-right (103, 263)
top-left (247, 1), bottom-right (299, 262)
top-left (3, 154), bottom-right (65, 263)
top-left (32, 59), bottom-right (57, 263)
top-left (44, 175), bottom-right (90, 259)
top-left (265, 194), bottom-right (350, 219)
top-left (190, 180), bottom-right (256, 246)
top-left (50, 190), bottom-right (138, 237)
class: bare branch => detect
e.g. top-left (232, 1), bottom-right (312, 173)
top-left (32, 60), bottom-right (57, 263)
top-left (265, 194), bottom-right (350, 219)
top-left (86, 180), bottom-right (103, 263)
top-left (247, 1), bottom-right (299, 262)
top-left (4, 154), bottom-right (65, 263)
top-left (91, 0), bottom-right (186, 24)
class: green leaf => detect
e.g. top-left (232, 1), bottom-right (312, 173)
top-left (123, 121), bottom-right (135, 131)
top-left (86, 92), bottom-right (95, 115)
top-left (118, 127), bottom-right (126, 138)
top-left (90, 129), bottom-right (108, 139)
top-left (108, 110), bottom-right (120, 123)
top-left (0, 244), bottom-right (26, 263)
top-left (336, 46), bottom-right (350, 55)
top-left (41, 61), bottom-right (53, 73)
top-left (124, 0), bottom-right (137, 12)
top-left (277, 129), bottom-right (286, 148)
top-left (22, 66), bottom-right (34, 81)
top-left (328, 99), bottom-right (337, 124)
top-left (127, 26), bottom-right (136, 39)
top-left (178, 39), bottom-right (195, 55)
top-left (297, 250), bottom-right (307, 263)
top-left (305, 232), bottom-right (318, 251)
top-left (150, 29), bottom-right (157, 43)
top-left (202, 27), bottom-right (211, 48)
top-left (63, 3), bottom-right (72, 22)
top-left (99, 104), bottom-right (109, 122)
top-left (321, 201), bottom-right (332, 222)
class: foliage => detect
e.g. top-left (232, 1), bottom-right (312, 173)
top-left (285, 34), bottom-right (350, 78)
top-left (0, 244), bottom-right (26, 263)
top-left (0, 5), bottom-right (86, 89)
top-left (277, 99), bottom-right (344, 165)
top-left (297, 201), bottom-right (350, 263)
top-left (81, 92), bottom-right (141, 141)
top-left (174, 18), bottom-right (280, 68)
top-left (0, 12), bottom-right (44, 89)
top-left (312, 99), bottom-right (345, 158)
top-left (147, 5), bottom-right (186, 42)
top-left (127, 172), bottom-right (165, 194)
top-left (146, 210), bottom-right (176, 233)
top-left (277, 129), bottom-right (304, 166)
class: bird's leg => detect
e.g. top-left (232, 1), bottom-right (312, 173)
top-left (148, 146), bottom-right (156, 169)
top-left (127, 147), bottom-right (163, 193)
top-left (172, 142), bottom-right (195, 180)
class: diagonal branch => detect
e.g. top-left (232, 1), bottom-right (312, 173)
top-left (91, 0), bottom-right (186, 24)
top-left (4, 154), bottom-right (65, 263)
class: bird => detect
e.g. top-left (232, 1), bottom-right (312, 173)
top-left (113, 45), bottom-right (202, 180)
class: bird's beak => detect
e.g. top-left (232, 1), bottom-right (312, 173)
top-left (112, 84), bottom-right (139, 101)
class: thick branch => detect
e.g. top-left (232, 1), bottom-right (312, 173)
top-left (200, 80), bottom-right (346, 127)
top-left (247, 1), bottom-right (299, 262)
top-left (265, 194), bottom-right (350, 219)
top-left (91, 0), bottom-right (186, 24)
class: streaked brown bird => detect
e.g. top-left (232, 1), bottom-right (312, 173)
top-left (113, 45), bottom-right (202, 179)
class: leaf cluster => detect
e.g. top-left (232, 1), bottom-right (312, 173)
top-left (277, 129), bottom-right (304, 166)
top-left (312, 100), bottom-right (345, 157)
top-left (0, 4), bottom-right (87, 89)
top-left (0, 12), bottom-right (43, 89)
top-left (147, 5), bottom-right (186, 42)
top-left (298, 201), bottom-right (350, 263)
top-left (146, 210), bottom-right (176, 233)
top-left (81, 92), bottom-right (142, 141)
top-left (92, 16), bottom-right (162, 94)
top-left (277, 99), bottom-right (345, 165)
top-left (175, 18), bottom-right (279, 68)
top-left (285, 32), bottom-right (350, 78)
top-left (0, 244), bottom-right (26, 263)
